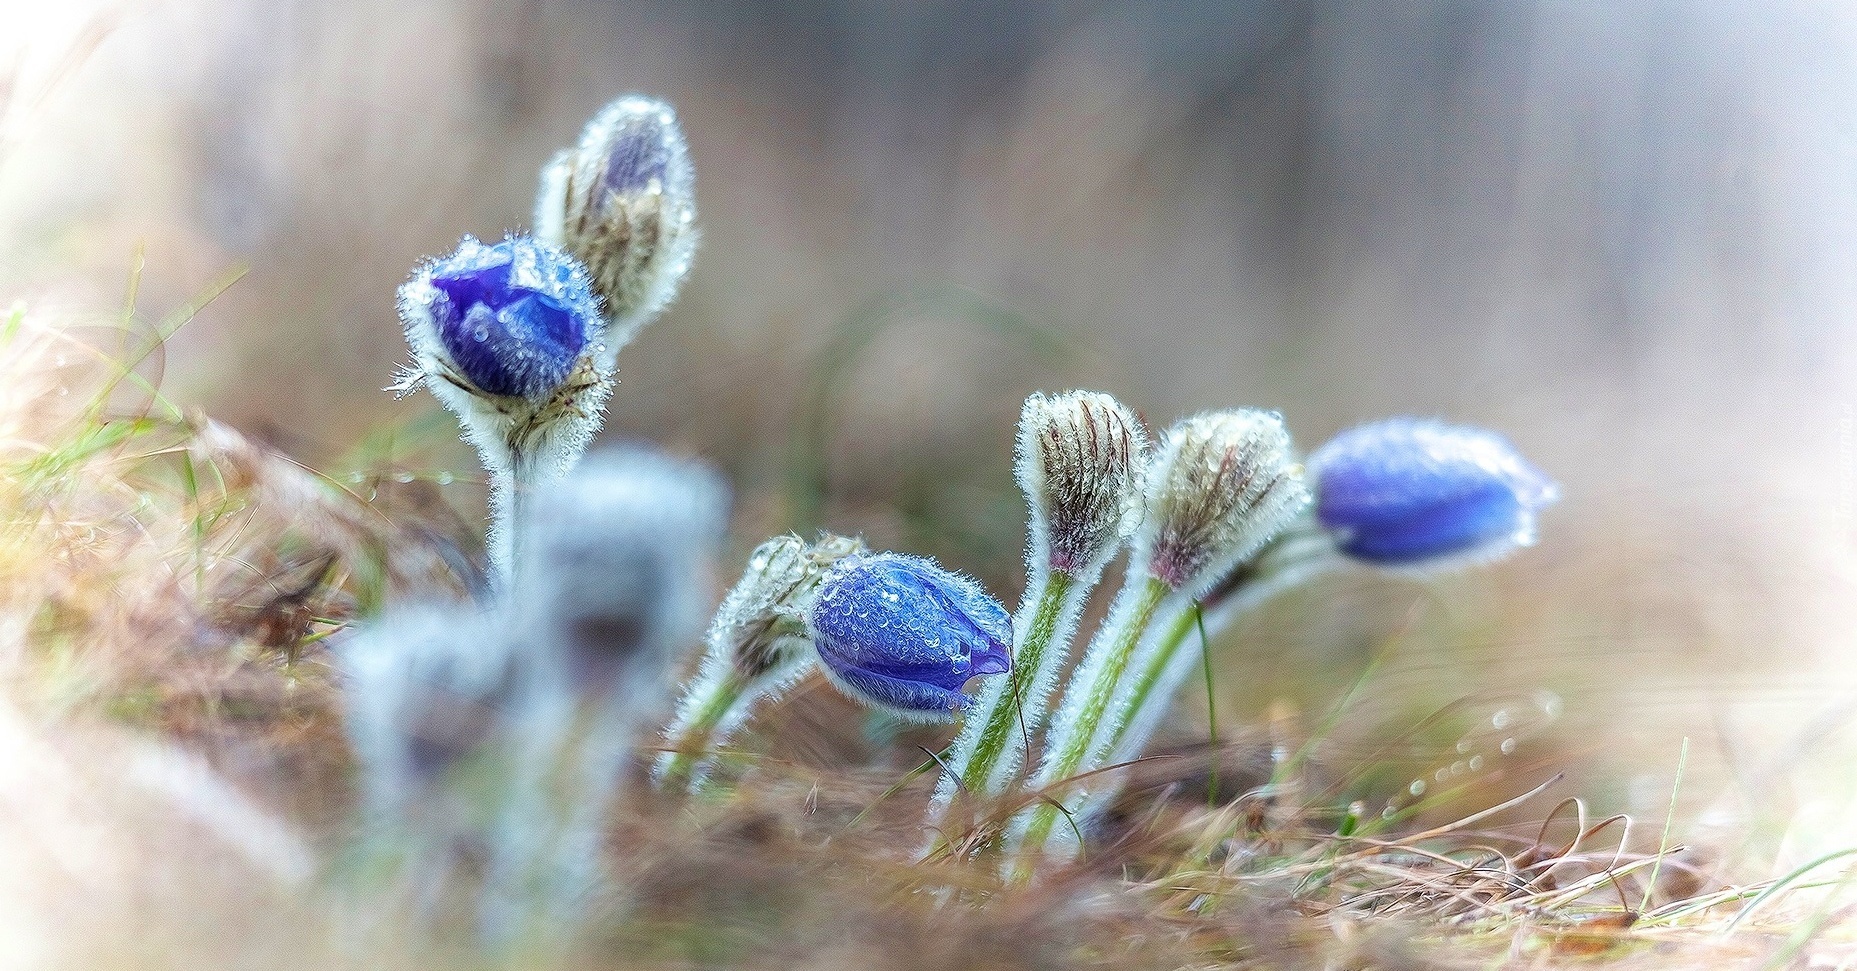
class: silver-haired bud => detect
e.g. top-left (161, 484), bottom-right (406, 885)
top-left (655, 532), bottom-right (861, 787)
top-left (513, 445), bottom-right (728, 694)
top-left (535, 94), bottom-right (698, 357)
top-left (1017, 391), bottom-right (1148, 577)
top-left (710, 532), bottom-right (862, 682)
top-left (1137, 410), bottom-right (1310, 595)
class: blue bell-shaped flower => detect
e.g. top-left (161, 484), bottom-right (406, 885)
top-left (804, 553), bottom-right (1011, 721)
top-left (1309, 418), bottom-right (1559, 567)
top-left (398, 234), bottom-right (603, 403)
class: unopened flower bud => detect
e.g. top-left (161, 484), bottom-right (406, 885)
top-left (709, 532), bottom-right (862, 683)
top-left (1308, 418), bottom-right (1558, 567)
top-left (514, 445), bottom-right (728, 693)
top-left (535, 95), bottom-right (697, 353)
top-left (1138, 410), bottom-right (1310, 594)
top-left (804, 553), bottom-right (1011, 722)
top-left (395, 234), bottom-right (603, 404)
top-left (1017, 391), bottom-right (1148, 576)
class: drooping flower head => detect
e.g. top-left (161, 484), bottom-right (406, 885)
top-left (535, 94), bottom-right (698, 354)
top-left (708, 532), bottom-right (863, 684)
top-left (1016, 391), bottom-right (1149, 577)
top-left (1308, 418), bottom-right (1559, 567)
top-left (804, 552), bottom-right (1011, 721)
top-left (514, 445), bottom-right (728, 693)
top-left (1137, 410), bottom-right (1310, 595)
top-left (397, 234), bottom-right (603, 403)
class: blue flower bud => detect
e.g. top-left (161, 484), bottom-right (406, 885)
top-left (804, 552), bottom-right (1011, 721)
top-left (1309, 418), bottom-right (1559, 566)
top-left (397, 234), bottom-right (603, 402)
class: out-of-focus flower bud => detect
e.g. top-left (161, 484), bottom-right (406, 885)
top-left (1308, 418), bottom-right (1559, 567)
top-left (535, 94), bottom-right (697, 353)
top-left (804, 552), bottom-right (1011, 722)
top-left (513, 445), bottom-right (728, 694)
top-left (1138, 410), bottom-right (1310, 595)
top-left (1017, 391), bottom-right (1148, 577)
top-left (396, 234), bottom-right (603, 403)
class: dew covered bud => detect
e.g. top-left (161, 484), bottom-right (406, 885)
top-left (804, 552), bottom-right (1011, 721)
top-left (396, 234), bottom-right (603, 402)
top-left (535, 94), bottom-right (697, 353)
top-left (1017, 391), bottom-right (1148, 576)
top-left (1308, 418), bottom-right (1558, 567)
top-left (514, 445), bottom-right (728, 692)
top-left (1138, 410), bottom-right (1310, 594)
top-left (710, 532), bottom-right (863, 683)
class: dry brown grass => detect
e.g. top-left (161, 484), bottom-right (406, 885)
top-left (2, 306), bottom-right (1853, 969)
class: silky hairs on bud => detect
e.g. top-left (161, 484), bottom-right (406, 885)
top-left (1138, 410), bottom-right (1310, 595)
top-left (536, 94), bottom-right (698, 355)
top-left (708, 533), bottom-right (862, 684)
top-left (1018, 391), bottom-right (1148, 576)
top-left (512, 445), bottom-right (728, 693)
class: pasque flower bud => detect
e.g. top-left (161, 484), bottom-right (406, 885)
top-left (708, 532), bottom-right (863, 683)
top-left (394, 233), bottom-right (616, 582)
top-left (1308, 418), bottom-right (1558, 567)
top-left (655, 532), bottom-right (863, 788)
top-left (535, 94), bottom-right (698, 352)
top-left (1018, 391), bottom-right (1147, 576)
top-left (805, 553), bottom-right (1011, 722)
top-left (1138, 410), bottom-right (1310, 595)
top-left (396, 233), bottom-right (604, 405)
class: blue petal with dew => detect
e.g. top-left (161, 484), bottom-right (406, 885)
top-left (420, 235), bottom-right (600, 400)
top-left (806, 553), bottom-right (1010, 717)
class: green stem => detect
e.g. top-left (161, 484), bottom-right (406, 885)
top-left (956, 570), bottom-right (1076, 797)
top-left (656, 669), bottom-right (746, 790)
top-left (1015, 575), bottom-right (1169, 870)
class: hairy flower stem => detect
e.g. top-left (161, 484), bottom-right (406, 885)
top-left (655, 666), bottom-right (748, 790)
top-left (1099, 527), bottom-right (1342, 769)
top-left (938, 569), bottom-right (1080, 816)
top-left (1012, 574), bottom-right (1170, 872)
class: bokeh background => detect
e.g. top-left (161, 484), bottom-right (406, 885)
top-left (4, 0), bottom-right (1856, 872)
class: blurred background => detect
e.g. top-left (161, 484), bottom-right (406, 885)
top-left (4, 0), bottom-right (1856, 871)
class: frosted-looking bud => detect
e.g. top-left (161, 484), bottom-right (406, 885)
top-left (513, 445), bottom-right (728, 693)
top-left (1017, 391), bottom-right (1148, 576)
top-left (653, 532), bottom-right (863, 787)
top-left (535, 94), bottom-right (697, 355)
top-left (1308, 418), bottom-right (1558, 567)
top-left (709, 532), bottom-right (862, 684)
top-left (804, 553), bottom-right (1012, 722)
top-left (1138, 410), bottom-right (1310, 595)
top-left (395, 234), bottom-right (604, 405)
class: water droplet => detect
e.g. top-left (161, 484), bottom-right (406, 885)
top-left (1469, 755), bottom-right (1485, 771)
top-left (435, 471), bottom-right (455, 485)
top-left (1450, 760), bottom-right (1466, 776)
top-left (1456, 739), bottom-right (1472, 754)
top-left (394, 472), bottom-right (415, 483)
top-left (1434, 768), bottom-right (1448, 782)
top-left (1492, 710), bottom-right (1513, 729)
top-left (472, 326), bottom-right (489, 342)
top-left (1408, 779), bottom-right (1426, 796)
top-left (1500, 737), bottom-right (1517, 754)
